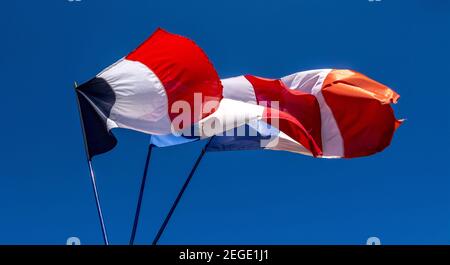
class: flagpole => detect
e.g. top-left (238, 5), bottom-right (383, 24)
top-left (129, 144), bottom-right (153, 245)
top-left (74, 82), bottom-right (110, 245)
top-left (152, 138), bottom-right (213, 245)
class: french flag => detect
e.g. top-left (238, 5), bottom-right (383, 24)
top-left (76, 28), bottom-right (222, 158)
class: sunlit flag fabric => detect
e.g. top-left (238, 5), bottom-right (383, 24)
top-left (151, 69), bottom-right (402, 158)
top-left (75, 28), bottom-right (222, 159)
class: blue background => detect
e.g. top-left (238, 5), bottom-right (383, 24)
top-left (0, 0), bottom-right (449, 245)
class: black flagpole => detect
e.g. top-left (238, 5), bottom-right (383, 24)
top-left (74, 82), bottom-right (110, 245)
top-left (152, 138), bottom-right (213, 245)
top-left (129, 144), bottom-right (153, 245)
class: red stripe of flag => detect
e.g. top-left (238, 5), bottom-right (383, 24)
top-left (322, 70), bottom-right (401, 158)
top-left (126, 28), bottom-right (223, 125)
top-left (244, 75), bottom-right (323, 156)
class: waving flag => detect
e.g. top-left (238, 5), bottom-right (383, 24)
top-left (151, 69), bottom-right (402, 158)
top-left (76, 28), bottom-right (222, 158)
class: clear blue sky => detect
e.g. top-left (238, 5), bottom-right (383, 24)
top-left (0, 0), bottom-right (449, 245)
